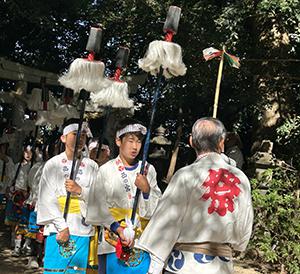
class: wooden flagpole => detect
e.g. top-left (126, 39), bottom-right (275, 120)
top-left (212, 45), bottom-right (225, 118)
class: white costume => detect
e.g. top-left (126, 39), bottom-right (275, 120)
top-left (86, 156), bottom-right (162, 254)
top-left (14, 161), bottom-right (31, 191)
top-left (137, 152), bottom-right (253, 274)
top-left (0, 156), bottom-right (15, 194)
top-left (25, 161), bottom-right (44, 206)
top-left (37, 152), bottom-right (114, 237)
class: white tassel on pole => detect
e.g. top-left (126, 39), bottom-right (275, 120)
top-left (58, 58), bottom-right (108, 93)
top-left (90, 80), bottom-right (133, 109)
top-left (138, 40), bottom-right (186, 78)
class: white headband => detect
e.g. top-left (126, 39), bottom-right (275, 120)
top-left (88, 141), bottom-right (109, 151)
top-left (116, 123), bottom-right (147, 138)
top-left (63, 122), bottom-right (93, 137)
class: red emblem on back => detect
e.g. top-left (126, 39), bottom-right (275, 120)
top-left (201, 168), bottom-right (241, 216)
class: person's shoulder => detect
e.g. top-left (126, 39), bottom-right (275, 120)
top-left (44, 154), bottom-right (62, 167)
top-left (83, 157), bottom-right (98, 169)
top-left (98, 158), bottom-right (115, 171)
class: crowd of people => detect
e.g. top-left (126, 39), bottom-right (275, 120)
top-left (0, 116), bottom-right (253, 274)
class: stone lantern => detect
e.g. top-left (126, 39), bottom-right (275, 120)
top-left (149, 125), bottom-right (172, 193)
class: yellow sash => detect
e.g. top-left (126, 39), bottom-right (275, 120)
top-left (87, 226), bottom-right (99, 273)
top-left (109, 208), bottom-right (149, 231)
top-left (57, 196), bottom-right (81, 214)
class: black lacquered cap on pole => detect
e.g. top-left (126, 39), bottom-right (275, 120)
top-left (86, 27), bottom-right (103, 54)
top-left (78, 89), bottom-right (90, 101)
top-left (163, 6), bottom-right (181, 34)
top-left (115, 47), bottom-right (130, 68)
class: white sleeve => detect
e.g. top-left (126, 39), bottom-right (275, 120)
top-left (78, 163), bottom-right (98, 202)
top-left (36, 162), bottom-right (67, 232)
top-left (85, 167), bottom-right (116, 228)
top-left (138, 164), bottom-right (162, 219)
top-left (136, 169), bottom-right (188, 262)
top-left (233, 178), bottom-right (254, 251)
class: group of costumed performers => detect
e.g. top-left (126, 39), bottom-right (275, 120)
top-left (33, 116), bottom-right (253, 274)
top-left (0, 5), bottom-right (254, 274)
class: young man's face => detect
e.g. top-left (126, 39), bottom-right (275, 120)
top-left (116, 133), bottom-right (142, 163)
top-left (61, 131), bottom-right (87, 153)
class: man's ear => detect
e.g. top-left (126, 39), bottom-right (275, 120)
top-left (189, 135), bottom-right (194, 148)
top-left (218, 138), bottom-right (225, 153)
top-left (115, 137), bottom-right (121, 148)
top-left (60, 135), bottom-right (66, 144)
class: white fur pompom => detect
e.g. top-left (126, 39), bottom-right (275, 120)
top-left (59, 58), bottom-right (109, 93)
top-left (123, 216), bottom-right (135, 243)
top-left (90, 80), bottom-right (134, 109)
top-left (138, 40), bottom-right (187, 78)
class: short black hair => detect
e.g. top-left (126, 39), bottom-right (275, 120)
top-left (115, 117), bottom-right (145, 140)
top-left (62, 118), bottom-right (80, 129)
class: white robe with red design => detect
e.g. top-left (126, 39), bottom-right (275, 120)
top-left (136, 152), bottom-right (253, 274)
top-left (86, 156), bottom-right (162, 255)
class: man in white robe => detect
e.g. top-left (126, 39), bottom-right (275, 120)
top-left (136, 117), bottom-right (254, 274)
top-left (86, 118), bottom-right (162, 274)
top-left (37, 119), bottom-right (125, 274)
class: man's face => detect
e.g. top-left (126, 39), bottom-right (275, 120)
top-left (61, 131), bottom-right (87, 153)
top-left (116, 133), bottom-right (142, 162)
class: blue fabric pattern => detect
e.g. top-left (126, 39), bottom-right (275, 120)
top-left (105, 249), bottom-right (150, 274)
top-left (44, 233), bottom-right (89, 273)
top-left (167, 250), bottom-right (185, 272)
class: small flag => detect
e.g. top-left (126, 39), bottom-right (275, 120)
top-left (224, 51), bottom-right (240, 69)
top-left (202, 47), bottom-right (222, 61)
top-left (203, 47), bottom-right (240, 69)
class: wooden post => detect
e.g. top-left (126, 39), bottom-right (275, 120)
top-left (166, 107), bottom-right (183, 183)
top-left (212, 46), bottom-right (225, 118)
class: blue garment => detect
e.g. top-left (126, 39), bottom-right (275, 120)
top-left (99, 250), bottom-right (150, 274)
top-left (4, 199), bottom-right (29, 226)
top-left (28, 210), bottom-right (39, 233)
top-left (44, 233), bottom-right (90, 274)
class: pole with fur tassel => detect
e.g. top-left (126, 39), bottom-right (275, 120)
top-left (59, 26), bottom-right (108, 93)
top-left (63, 89), bottom-right (90, 220)
top-left (131, 5), bottom-right (186, 225)
top-left (95, 47), bottom-right (131, 159)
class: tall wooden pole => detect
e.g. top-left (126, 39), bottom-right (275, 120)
top-left (212, 46), bottom-right (225, 118)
